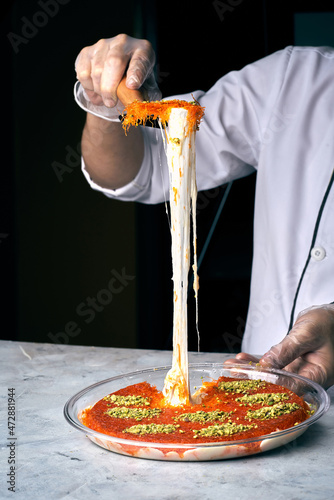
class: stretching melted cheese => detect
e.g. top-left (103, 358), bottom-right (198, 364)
top-left (122, 100), bottom-right (204, 406)
top-left (161, 108), bottom-right (198, 405)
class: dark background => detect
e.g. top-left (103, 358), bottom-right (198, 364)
top-left (1, 0), bottom-right (334, 352)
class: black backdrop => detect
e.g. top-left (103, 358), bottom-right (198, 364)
top-left (1, 0), bottom-right (333, 352)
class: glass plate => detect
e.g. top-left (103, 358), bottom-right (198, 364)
top-left (63, 363), bottom-right (330, 461)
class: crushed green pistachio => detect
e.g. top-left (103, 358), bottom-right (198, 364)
top-left (103, 394), bottom-right (150, 406)
top-left (170, 137), bottom-right (181, 145)
top-left (246, 402), bottom-right (301, 420)
top-left (193, 422), bottom-right (253, 438)
top-left (124, 423), bottom-right (178, 435)
top-left (175, 410), bottom-right (231, 423)
top-left (218, 379), bottom-right (266, 394)
top-left (236, 393), bottom-right (289, 406)
top-left (105, 406), bottom-right (161, 421)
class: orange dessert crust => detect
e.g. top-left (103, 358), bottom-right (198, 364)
top-left (80, 377), bottom-right (310, 445)
top-left (121, 99), bottom-right (205, 133)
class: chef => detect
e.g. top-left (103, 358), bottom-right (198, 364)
top-left (74, 34), bottom-right (334, 389)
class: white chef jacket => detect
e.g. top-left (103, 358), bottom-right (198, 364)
top-left (77, 46), bottom-right (334, 355)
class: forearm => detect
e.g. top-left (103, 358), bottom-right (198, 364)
top-left (81, 113), bottom-right (144, 190)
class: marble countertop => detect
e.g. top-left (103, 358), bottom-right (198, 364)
top-left (0, 340), bottom-right (333, 500)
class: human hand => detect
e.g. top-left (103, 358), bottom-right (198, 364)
top-left (75, 34), bottom-right (161, 109)
top-left (225, 304), bottom-right (334, 389)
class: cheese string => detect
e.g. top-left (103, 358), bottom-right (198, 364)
top-left (158, 122), bottom-right (200, 354)
top-left (191, 163), bottom-right (200, 354)
top-left (159, 108), bottom-right (200, 405)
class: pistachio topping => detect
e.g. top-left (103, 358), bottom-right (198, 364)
top-left (170, 137), bottom-right (181, 145)
top-left (105, 407), bottom-right (161, 421)
top-left (175, 410), bottom-right (231, 423)
top-left (246, 402), bottom-right (301, 420)
top-left (103, 394), bottom-right (150, 406)
top-left (124, 423), bottom-right (178, 435)
top-left (218, 379), bottom-right (266, 394)
top-left (193, 422), bottom-right (253, 438)
top-left (236, 393), bottom-right (289, 406)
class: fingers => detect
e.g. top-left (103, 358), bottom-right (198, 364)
top-left (76, 37), bottom-right (125, 107)
top-left (223, 306), bottom-right (334, 388)
top-left (260, 306), bottom-right (334, 388)
top-left (289, 360), bottom-right (327, 387)
top-left (91, 41), bottom-right (121, 107)
top-left (126, 40), bottom-right (155, 88)
top-left (75, 34), bottom-right (156, 108)
top-left (224, 353), bottom-right (260, 365)
top-left (98, 36), bottom-right (134, 106)
top-left (260, 338), bottom-right (301, 370)
top-left (75, 45), bottom-right (95, 91)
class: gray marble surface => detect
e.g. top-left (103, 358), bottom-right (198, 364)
top-left (0, 340), bottom-right (333, 500)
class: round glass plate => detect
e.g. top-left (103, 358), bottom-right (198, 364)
top-left (64, 363), bottom-right (330, 461)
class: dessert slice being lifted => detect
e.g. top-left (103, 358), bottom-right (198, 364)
top-left (122, 97), bottom-right (205, 405)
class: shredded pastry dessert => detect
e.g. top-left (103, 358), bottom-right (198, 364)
top-left (80, 376), bottom-right (311, 444)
